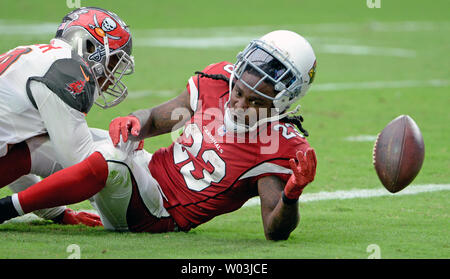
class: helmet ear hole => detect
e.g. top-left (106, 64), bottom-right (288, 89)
top-left (272, 94), bottom-right (289, 112)
top-left (86, 40), bottom-right (95, 53)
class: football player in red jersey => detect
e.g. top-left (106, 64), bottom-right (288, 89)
top-left (0, 30), bottom-right (317, 240)
top-left (0, 7), bottom-right (134, 226)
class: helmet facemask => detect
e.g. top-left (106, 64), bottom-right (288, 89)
top-left (234, 40), bottom-right (304, 113)
top-left (224, 41), bottom-right (303, 133)
top-left (89, 36), bottom-right (134, 108)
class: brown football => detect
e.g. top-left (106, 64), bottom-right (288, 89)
top-left (372, 115), bottom-right (425, 193)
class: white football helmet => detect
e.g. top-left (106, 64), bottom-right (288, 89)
top-left (225, 30), bottom-right (316, 133)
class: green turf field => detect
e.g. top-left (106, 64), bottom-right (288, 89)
top-left (0, 0), bottom-right (448, 259)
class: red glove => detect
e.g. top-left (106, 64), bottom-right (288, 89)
top-left (109, 115), bottom-right (141, 146)
top-left (59, 208), bottom-right (103, 227)
top-left (283, 148), bottom-right (317, 203)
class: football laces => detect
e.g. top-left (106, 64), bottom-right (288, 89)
top-left (372, 133), bottom-right (380, 165)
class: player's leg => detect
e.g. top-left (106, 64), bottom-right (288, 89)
top-left (3, 129), bottom-right (128, 226)
top-left (7, 136), bottom-right (68, 221)
top-left (8, 174), bottom-right (66, 220)
top-left (7, 135), bottom-right (102, 226)
top-left (89, 161), bottom-right (133, 231)
top-left (12, 136), bottom-right (68, 221)
top-left (125, 152), bottom-right (177, 233)
top-left (91, 150), bottom-right (176, 232)
top-left (0, 141), bottom-right (31, 188)
top-left (85, 137), bottom-right (153, 231)
top-left (8, 174), bottom-right (102, 226)
top-left (0, 131), bottom-right (173, 232)
top-left (0, 133), bottom-right (124, 225)
top-left (79, 128), bottom-right (171, 231)
top-left (0, 151), bottom-right (108, 223)
top-left (0, 133), bottom-right (62, 189)
top-left (0, 86), bottom-right (42, 188)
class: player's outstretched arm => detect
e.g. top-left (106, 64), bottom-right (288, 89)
top-left (258, 175), bottom-right (300, 241)
top-left (258, 148), bottom-right (317, 240)
top-left (109, 89), bottom-right (193, 146)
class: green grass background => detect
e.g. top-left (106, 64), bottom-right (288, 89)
top-left (0, 0), bottom-right (448, 258)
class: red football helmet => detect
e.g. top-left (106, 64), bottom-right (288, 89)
top-left (55, 7), bottom-right (134, 108)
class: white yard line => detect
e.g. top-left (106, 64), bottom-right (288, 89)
top-left (128, 90), bottom-right (177, 99)
top-left (135, 36), bottom-right (255, 48)
top-left (311, 79), bottom-right (450, 92)
top-left (128, 79), bottom-right (449, 100)
top-left (6, 184), bottom-right (449, 223)
top-left (131, 21), bottom-right (450, 36)
top-left (0, 21), bottom-right (57, 35)
top-left (3, 20), bottom-right (439, 57)
top-left (318, 44), bottom-right (416, 57)
top-left (1, 20), bottom-right (448, 36)
top-left (243, 184), bottom-right (450, 207)
top-left (135, 37), bottom-right (417, 57)
top-left (344, 135), bottom-right (378, 142)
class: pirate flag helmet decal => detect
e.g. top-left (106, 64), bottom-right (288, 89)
top-left (55, 7), bottom-right (134, 108)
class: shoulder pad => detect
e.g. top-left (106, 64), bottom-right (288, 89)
top-left (26, 54), bottom-right (97, 113)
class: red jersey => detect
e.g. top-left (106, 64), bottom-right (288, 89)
top-left (149, 61), bottom-right (311, 231)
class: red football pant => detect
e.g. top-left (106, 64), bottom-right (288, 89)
top-left (0, 142), bottom-right (31, 188)
top-left (18, 152), bottom-right (108, 214)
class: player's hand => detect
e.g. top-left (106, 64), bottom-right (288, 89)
top-left (283, 148), bottom-right (317, 202)
top-left (109, 115), bottom-right (141, 146)
top-left (60, 208), bottom-right (103, 227)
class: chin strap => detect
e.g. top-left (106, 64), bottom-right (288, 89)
top-left (225, 103), bottom-right (301, 133)
top-left (246, 104), bottom-right (301, 132)
top-left (227, 68), bottom-right (303, 133)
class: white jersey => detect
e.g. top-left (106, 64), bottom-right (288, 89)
top-left (0, 39), bottom-right (71, 155)
top-left (0, 39), bottom-right (97, 168)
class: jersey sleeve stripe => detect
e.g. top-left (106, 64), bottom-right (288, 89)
top-left (239, 162), bottom-right (293, 180)
top-left (188, 77), bottom-right (198, 112)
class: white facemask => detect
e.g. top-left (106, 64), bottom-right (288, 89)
top-left (223, 71), bottom-right (300, 134)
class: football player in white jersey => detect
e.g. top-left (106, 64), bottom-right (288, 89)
top-left (0, 7), bottom-right (134, 226)
top-left (6, 128), bottom-right (146, 228)
top-left (0, 31), bottom-right (318, 240)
